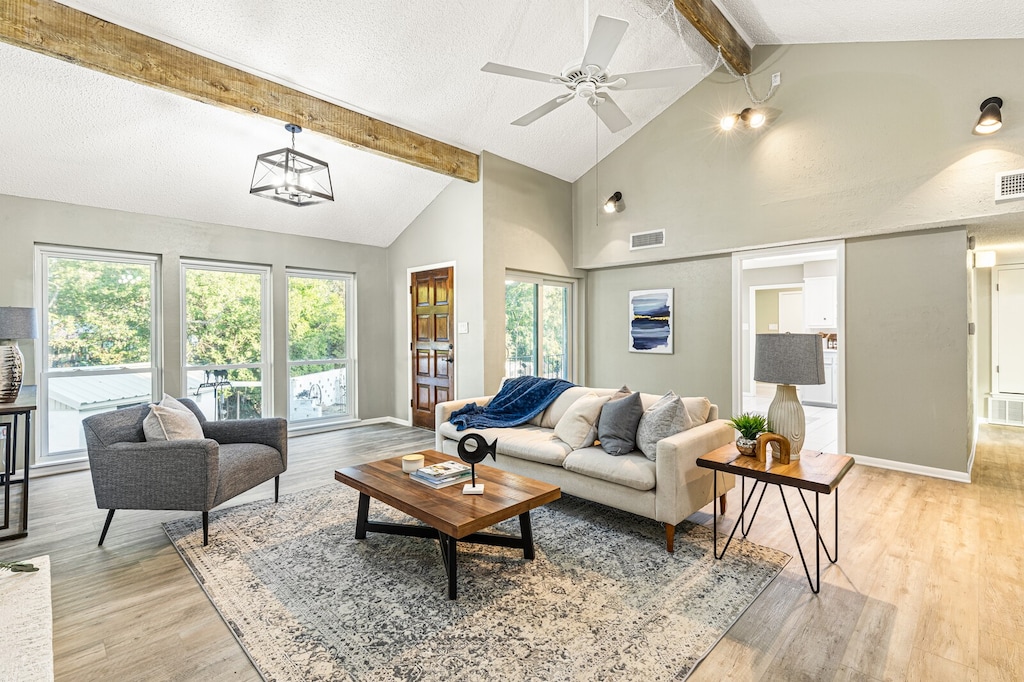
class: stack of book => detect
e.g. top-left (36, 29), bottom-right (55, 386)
top-left (411, 460), bottom-right (472, 489)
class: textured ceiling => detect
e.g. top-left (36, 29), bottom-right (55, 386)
top-left (1, 1), bottom-right (1022, 246)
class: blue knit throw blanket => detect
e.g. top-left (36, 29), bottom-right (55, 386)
top-left (449, 376), bottom-right (575, 431)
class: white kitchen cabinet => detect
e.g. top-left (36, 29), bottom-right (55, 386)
top-left (803, 276), bottom-right (837, 328)
top-left (800, 349), bottom-right (837, 407)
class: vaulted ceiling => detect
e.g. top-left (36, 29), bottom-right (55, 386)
top-left (1, 0), bottom-right (1021, 247)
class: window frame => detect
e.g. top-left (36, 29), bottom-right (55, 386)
top-left (37, 246), bottom-right (161, 464)
top-left (504, 272), bottom-right (576, 382)
top-left (285, 268), bottom-right (356, 426)
top-left (180, 259), bottom-right (272, 419)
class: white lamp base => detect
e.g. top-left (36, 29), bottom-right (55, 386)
top-left (0, 342), bottom-right (24, 403)
top-left (462, 483), bottom-right (484, 495)
top-left (766, 384), bottom-right (805, 460)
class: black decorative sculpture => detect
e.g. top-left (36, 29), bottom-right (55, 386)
top-left (456, 433), bottom-right (497, 495)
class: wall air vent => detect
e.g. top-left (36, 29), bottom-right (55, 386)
top-left (989, 395), bottom-right (1024, 427)
top-left (630, 229), bottom-right (665, 251)
top-left (996, 169), bottom-right (1024, 202)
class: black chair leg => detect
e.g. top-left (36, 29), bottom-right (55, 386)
top-left (202, 511), bottom-right (209, 546)
top-left (98, 509), bottom-right (116, 546)
top-left (275, 475), bottom-right (280, 503)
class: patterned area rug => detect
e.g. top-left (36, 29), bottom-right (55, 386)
top-left (164, 485), bottom-right (788, 681)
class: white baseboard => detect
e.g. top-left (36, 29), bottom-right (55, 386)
top-left (30, 459), bottom-right (90, 478)
top-left (850, 453), bottom-right (971, 483)
top-left (359, 416), bottom-right (411, 427)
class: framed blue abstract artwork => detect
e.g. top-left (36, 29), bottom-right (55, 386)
top-left (629, 288), bottom-right (673, 354)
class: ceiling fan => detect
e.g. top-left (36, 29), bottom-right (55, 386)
top-left (482, 15), bottom-right (702, 133)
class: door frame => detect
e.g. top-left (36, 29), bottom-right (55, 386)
top-left (731, 241), bottom-right (846, 454)
top-left (991, 264), bottom-right (1024, 395)
top-left (406, 261), bottom-right (456, 426)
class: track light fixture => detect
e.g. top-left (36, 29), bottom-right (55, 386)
top-left (603, 191), bottom-right (625, 214)
top-left (974, 97), bottom-right (1003, 135)
top-left (720, 107), bottom-right (766, 131)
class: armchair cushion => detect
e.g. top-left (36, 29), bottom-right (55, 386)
top-left (143, 396), bottom-right (205, 442)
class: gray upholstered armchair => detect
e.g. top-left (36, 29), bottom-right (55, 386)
top-left (82, 398), bottom-right (287, 546)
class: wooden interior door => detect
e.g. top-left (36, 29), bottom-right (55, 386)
top-left (411, 267), bottom-right (454, 429)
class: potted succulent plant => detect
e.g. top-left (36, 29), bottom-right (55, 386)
top-left (727, 413), bottom-right (770, 455)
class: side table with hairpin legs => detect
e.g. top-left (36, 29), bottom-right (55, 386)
top-left (1, 386), bottom-right (36, 541)
top-left (697, 442), bottom-right (854, 593)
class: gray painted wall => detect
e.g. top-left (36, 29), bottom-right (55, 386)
top-left (845, 228), bottom-right (970, 471)
top-left (481, 152), bottom-right (576, 393)
top-left (586, 255), bottom-right (733, 411)
top-left (0, 193), bottom-right (394, 444)
top-left (573, 40), bottom-right (1024, 269)
top-left (386, 175), bottom-right (485, 418)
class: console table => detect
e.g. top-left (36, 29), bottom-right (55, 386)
top-left (697, 443), bottom-right (854, 593)
top-left (1, 386), bottom-right (36, 542)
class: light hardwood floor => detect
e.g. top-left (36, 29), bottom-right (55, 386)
top-left (3, 423), bottom-right (1021, 681)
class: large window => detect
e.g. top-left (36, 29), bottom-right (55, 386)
top-left (182, 261), bottom-right (270, 420)
top-left (39, 248), bottom-right (158, 462)
top-left (287, 270), bottom-right (353, 423)
top-left (505, 274), bottom-right (574, 380)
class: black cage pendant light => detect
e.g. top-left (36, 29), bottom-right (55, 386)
top-left (250, 123), bottom-right (334, 206)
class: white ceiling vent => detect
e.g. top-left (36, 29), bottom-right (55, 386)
top-left (996, 169), bottom-right (1024, 202)
top-left (630, 229), bottom-right (666, 251)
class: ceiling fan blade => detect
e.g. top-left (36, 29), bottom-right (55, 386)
top-left (481, 62), bottom-right (560, 84)
top-left (608, 65), bottom-right (703, 91)
top-left (512, 95), bottom-right (573, 126)
top-left (581, 15), bottom-right (629, 72)
top-left (589, 94), bottom-right (631, 133)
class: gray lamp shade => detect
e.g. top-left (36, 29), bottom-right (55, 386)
top-left (0, 307), bottom-right (38, 341)
top-left (754, 333), bottom-right (825, 385)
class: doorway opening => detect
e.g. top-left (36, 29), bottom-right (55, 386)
top-left (732, 242), bottom-right (846, 454)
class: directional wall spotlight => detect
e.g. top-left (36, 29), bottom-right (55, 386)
top-left (603, 191), bottom-right (625, 213)
top-left (720, 108), bottom-right (766, 131)
top-left (974, 97), bottom-right (1003, 135)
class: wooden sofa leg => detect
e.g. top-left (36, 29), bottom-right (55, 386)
top-left (719, 493), bottom-right (727, 515)
top-left (202, 511), bottom-right (209, 546)
top-left (98, 509), bottom-right (116, 546)
top-left (665, 523), bottom-right (675, 553)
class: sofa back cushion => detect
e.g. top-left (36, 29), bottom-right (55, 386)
top-left (540, 386), bottom-right (620, 428)
top-left (553, 392), bottom-right (611, 449)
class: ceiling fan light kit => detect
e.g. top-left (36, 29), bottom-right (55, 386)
top-left (974, 96), bottom-right (1003, 135)
top-left (250, 124), bottom-right (334, 206)
top-left (482, 15), bottom-right (701, 134)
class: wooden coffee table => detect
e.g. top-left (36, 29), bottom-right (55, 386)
top-left (335, 449), bottom-right (560, 599)
top-left (697, 443), bottom-right (854, 593)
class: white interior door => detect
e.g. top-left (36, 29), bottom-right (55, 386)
top-left (778, 291), bottom-right (805, 333)
top-left (996, 267), bottom-right (1024, 394)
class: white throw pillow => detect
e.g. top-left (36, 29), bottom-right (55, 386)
top-left (553, 393), bottom-right (610, 450)
top-left (143, 396), bottom-right (204, 442)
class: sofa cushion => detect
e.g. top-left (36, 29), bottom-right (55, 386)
top-left (597, 391), bottom-right (643, 455)
top-left (682, 397), bottom-right (713, 425)
top-left (636, 391), bottom-right (692, 460)
top-left (540, 386), bottom-right (621, 428)
top-left (562, 447), bottom-right (656, 491)
top-left (437, 421), bottom-right (572, 466)
top-left (553, 393), bottom-right (610, 450)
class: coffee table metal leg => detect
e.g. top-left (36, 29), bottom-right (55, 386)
top-left (519, 512), bottom-right (535, 560)
top-left (437, 532), bottom-right (458, 599)
top-left (355, 493), bottom-right (369, 540)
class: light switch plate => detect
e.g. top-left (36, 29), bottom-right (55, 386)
top-left (458, 322), bottom-right (469, 334)
top-left (768, 323), bottom-right (779, 331)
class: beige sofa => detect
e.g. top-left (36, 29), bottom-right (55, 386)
top-left (435, 386), bottom-right (735, 552)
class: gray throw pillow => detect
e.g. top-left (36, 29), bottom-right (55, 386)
top-left (636, 391), bottom-right (693, 460)
top-left (597, 391), bottom-right (644, 455)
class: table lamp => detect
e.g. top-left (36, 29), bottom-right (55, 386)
top-left (0, 307), bottom-right (38, 403)
top-left (754, 333), bottom-right (825, 460)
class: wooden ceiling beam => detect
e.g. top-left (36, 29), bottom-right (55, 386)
top-left (673, 0), bottom-right (752, 76)
top-left (0, 0), bottom-right (479, 182)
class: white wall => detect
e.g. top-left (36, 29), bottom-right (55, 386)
top-left (386, 176), bottom-right (485, 418)
top-left (573, 40), bottom-right (1024, 269)
top-left (481, 152), bottom-right (576, 392)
